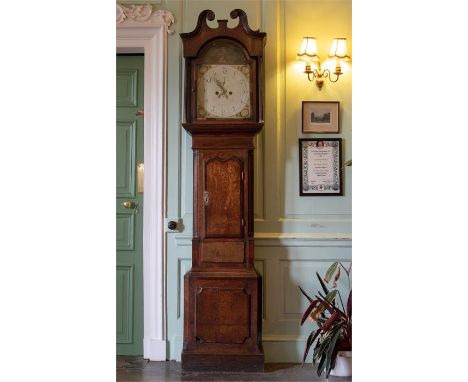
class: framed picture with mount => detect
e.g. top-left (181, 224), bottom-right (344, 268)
top-left (302, 101), bottom-right (339, 133)
top-left (299, 138), bottom-right (343, 196)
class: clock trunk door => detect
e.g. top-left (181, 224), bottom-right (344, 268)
top-left (198, 149), bottom-right (247, 265)
top-left (202, 150), bottom-right (245, 238)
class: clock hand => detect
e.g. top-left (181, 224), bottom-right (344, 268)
top-left (220, 78), bottom-right (229, 98)
top-left (214, 78), bottom-right (224, 91)
top-left (214, 78), bottom-right (228, 94)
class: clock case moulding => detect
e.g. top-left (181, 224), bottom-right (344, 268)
top-left (180, 9), bottom-right (267, 372)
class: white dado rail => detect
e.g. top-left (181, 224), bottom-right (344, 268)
top-left (174, 232), bottom-right (352, 247)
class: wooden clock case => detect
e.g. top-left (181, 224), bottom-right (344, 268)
top-left (180, 9), bottom-right (266, 371)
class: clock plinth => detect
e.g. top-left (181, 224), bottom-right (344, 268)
top-left (180, 9), bottom-right (266, 372)
top-left (182, 269), bottom-right (264, 372)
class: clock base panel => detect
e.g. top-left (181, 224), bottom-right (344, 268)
top-left (182, 271), bottom-right (264, 371)
top-left (181, 352), bottom-right (264, 372)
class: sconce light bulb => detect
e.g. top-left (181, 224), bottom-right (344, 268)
top-left (334, 62), bottom-right (342, 76)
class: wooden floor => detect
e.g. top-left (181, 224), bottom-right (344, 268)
top-left (117, 356), bottom-right (352, 382)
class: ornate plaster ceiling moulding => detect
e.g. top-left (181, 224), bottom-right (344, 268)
top-left (116, 3), bottom-right (175, 34)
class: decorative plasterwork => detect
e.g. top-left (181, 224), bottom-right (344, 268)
top-left (116, 3), bottom-right (175, 34)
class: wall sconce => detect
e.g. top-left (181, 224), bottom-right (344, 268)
top-left (297, 37), bottom-right (351, 90)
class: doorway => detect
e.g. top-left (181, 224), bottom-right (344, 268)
top-left (117, 17), bottom-right (169, 359)
top-left (117, 54), bottom-right (144, 355)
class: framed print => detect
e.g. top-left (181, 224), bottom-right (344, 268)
top-left (299, 138), bottom-right (343, 196)
top-left (302, 101), bottom-right (339, 133)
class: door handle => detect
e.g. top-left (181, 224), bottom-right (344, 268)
top-left (167, 221), bottom-right (177, 230)
top-left (123, 201), bottom-right (136, 209)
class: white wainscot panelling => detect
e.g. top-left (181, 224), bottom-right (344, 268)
top-left (169, 236), bottom-right (351, 362)
top-left (177, 258), bottom-right (192, 319)
top-left (254, 259), bottom-right (265, 319)
top-left (280, 259), bottom-right (351, 320)
top-left (256, 245), bottom-right (351, 362)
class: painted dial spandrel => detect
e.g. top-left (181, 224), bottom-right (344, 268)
top-left (197, 65), bottom-right (251, 119)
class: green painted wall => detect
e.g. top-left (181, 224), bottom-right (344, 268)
top-left (161, 0), bottom-right (352, 362)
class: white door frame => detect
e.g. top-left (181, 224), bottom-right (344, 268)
top-left (116, 4), bottom-right (174, 361)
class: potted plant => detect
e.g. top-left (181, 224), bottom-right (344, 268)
top-left (299, 262), bottom-right (352, 378)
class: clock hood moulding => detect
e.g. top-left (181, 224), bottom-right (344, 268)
top-left (180, 9), bottom-right (266, 58)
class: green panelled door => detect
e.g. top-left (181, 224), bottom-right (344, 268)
top-left (116, 55), bottom-right (144, 355)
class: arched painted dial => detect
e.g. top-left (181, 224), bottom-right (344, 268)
top-left (197, 65), bottom-right (251, 119)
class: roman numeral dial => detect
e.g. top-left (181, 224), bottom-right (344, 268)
top-left (197, 65), bottom-right (251, 119)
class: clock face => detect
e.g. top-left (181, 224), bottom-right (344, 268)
top-left (197, 64), bottom-right (251, 119)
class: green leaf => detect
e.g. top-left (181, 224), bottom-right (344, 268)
top-left (312, 340), bottom-right (321, 363)
top-left (317, 353), bottom-right (327, 377)
top-left (324, 262), bottom-right (339, 283)
top-left (316, 294), bottom-right (346, 317)
top-left (315, 332), bottom-right (332, 359)
top-left (316, 272), bottom-right (329, 295)
top-left (310, 303), bottom-right (328, 323)
top-left (302, 329), bottom-right (322, 365)
top-left (298, 285), bottom-right (313, 302)
top-left (324, 289), bottom-right (338, 305)
top-left (311, 291), bottom-right (339, 321)
top-left (325, 330), bottom-right (342, 378)
top-left (302, 331), bottom-right (315, 366)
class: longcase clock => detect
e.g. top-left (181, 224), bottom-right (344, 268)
top-left (180, 9), bottom-right (266, 371)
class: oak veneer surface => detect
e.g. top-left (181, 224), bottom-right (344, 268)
top-left (204, 152), bottom-right (244, 238)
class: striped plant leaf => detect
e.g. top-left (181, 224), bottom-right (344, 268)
top-left (325, 329), bottom-right (342, 378)
top-left (301, 300), bottom-right (318, 325)
top-left (315, 332), bottom-right (333, 359)
top-left (317, 353), bottom-right (327, 376)
top-left (325, 289), bottom-right (338, 303)
top-left (316, 294), bottom-right (346, 317)
top-left (321, 311), bottom-right (339, 332)
top-left (302, 329), bottom-right (322, 365)
top-left (324, 262), bottom-right (339, 283)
